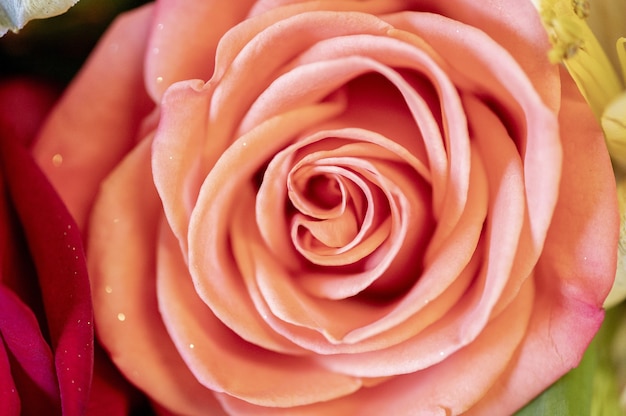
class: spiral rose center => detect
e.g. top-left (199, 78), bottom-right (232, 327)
top-left (288, 158), bottom-right (392, 268)
top-left (294, 173), bottom-right (358, 248)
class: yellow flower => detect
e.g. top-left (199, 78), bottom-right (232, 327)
top-left (535, 0), bottom-right (626, 308)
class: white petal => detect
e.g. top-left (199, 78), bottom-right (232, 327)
top-left (0, 0), bottom-right (79, 36)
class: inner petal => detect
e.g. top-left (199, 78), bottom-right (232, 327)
top-left (288, 162), bottom-right (389, 265)
top-left (296, 213), bottom-right (358, 249)
top-left (296, 172), bottom-right (344, 214)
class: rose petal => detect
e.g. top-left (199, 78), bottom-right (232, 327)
top-left (247, 0), bottom-right (415, 18)
top-left (217, 278), bottom-right (533, 415)
top-left (151, 80), bottom-right (212, 255)
top-left (88, 138), bottom-right (224, 415)
top-left (261, 29), bottom-right (473, 261)
top-left (383, 0), bottom-right (558, 108)
top-left (233, 143), bottom-right (484, 357)
top-left (86, 346), bottom-right (143, 416)
top-left (210, 11), bottom-right (392, 146)
top-left (0, 333), bottom-right (20, 415)
top-left (0, 286), bottom-right (59, 414)
top-left (158, 220), bottom-right (362, 408)
top-left (32, 4), bottom-right (154, 230)
top-left (0, 78), bottom-right (59, 147)
top-left (1, 127), bottom-right (93, 415)
top-left (145, 0), bottom-right (257, 99)
top-left (180, 97), bottom-right (345, 350)
top-left (385, 12), bottom-right (562, 252)
top-left (259, 128), bottom-right (430, 298)
top-left (466, 62), bottom-right (619, 416)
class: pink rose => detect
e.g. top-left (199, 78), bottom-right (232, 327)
top-left (34, 1), bottom-right (619, 414)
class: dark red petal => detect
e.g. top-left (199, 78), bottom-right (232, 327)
top-left (86, 345), bottom-right (153, 416)
top-left (0, 330), bottom-right (20, 415)
top-left (0, 135), bottom-right (93, 416)
top-left (0, 285), bottom-right (59, 414)
top-left (0, 78), bottom-right (59, 147)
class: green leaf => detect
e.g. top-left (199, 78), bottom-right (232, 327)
top-left (516, 303), bottom-right (625, 415)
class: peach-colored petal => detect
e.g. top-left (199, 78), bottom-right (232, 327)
top-left (466, 65), bottom-right (619, 416)
top-left (462, 95), bottom-right (531, 308)
top-left (215, 0), bottom-right (423, 89)
top-left (386, 0), bottom-right (558, 109)
top-left (385, 12), bottom-right (562, 254)
top-left (240, 241), bottom-right (480, 357)
top-left (145, 0), bottom-right (257, 99)
top-left (238, 146), bottom-right (484, 359)
top-left (185, 100), bottom-right (346, 349)
top-left (241, 142), bottom-right (486, 356)
top-left (275, 30), bottom-right (472, 262)
top-left (88, 139), bottom-right (224, 415)
top-left (151, 80), bottom-right (213, 255)
top-left (259, 128), bottom-right (430, 296)
top-left (247, 0), bottom-right (414, 19)
top-left (539, 68), bottom-right (619, 307)
top-left (33, 5), bottom-right (155, 229)
top-left (217, 278), bottom-right (533, 415)
top-left (331, 278), bottom-right (533, 415)
top-left (468, 287), bottom-right (604, 415)
top-left (158, 219), bottom-right (363, 408)
top-left (207, 11), bottom-right (393, 150)
top-left (238, 46), bottom-right (434, 183)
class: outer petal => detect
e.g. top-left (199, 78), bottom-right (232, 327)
top-left (412, 0), bottom-right (558, 108)
top-left (0, 133), bottom-right (93, 416)
top-left (32, 4), bottom-right (154, 230)
top-left (157, 222), bottom-right (362, 408)
top-left (384, 11), bottom-right (562, 255)
top-left (0, 78), bottom-right (59, 147)
top-left (145, 0), bottom-right (258, 99)
top-left (0, 333), bottom-right (19, 415)
top-left (0, 286), bottom-right (59, 415)
top-left (151, 80), bottom-right (213, 255)
top-left (88, 138), bottom-right (225, 415)
top-left (468, 67), bottom-right (619, 415)
top-left (217, 278), bottom-right (533, 415)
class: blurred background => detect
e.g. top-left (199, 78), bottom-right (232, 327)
top-left (0, 0), bottom-right (150, 85)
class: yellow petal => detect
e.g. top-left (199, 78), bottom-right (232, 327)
top-left (605, 177), bottom-right (626, 308)
top-left (602, 92), bottom-right (626, 169)
top-left (618, 37), bottom-right (626, 84)
top-left (587, 0), bottom-right (626, 74)
top-left (537, 0), bottom-right (623, 119)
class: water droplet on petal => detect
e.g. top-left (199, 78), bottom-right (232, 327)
top-left (52, 153), bottom-right (63, 166)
